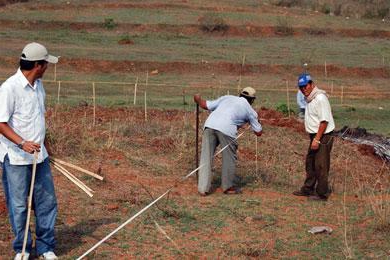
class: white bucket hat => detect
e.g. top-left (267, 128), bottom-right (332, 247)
top-left (240, 87), bottom-right (256, 98)
top-left (20, 42), bottom-right (58, 63)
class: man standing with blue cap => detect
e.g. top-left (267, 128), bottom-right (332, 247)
top-left (0, 42), bottom-right (58, 260)
top-left (292, 73), bottom-right (335, 201)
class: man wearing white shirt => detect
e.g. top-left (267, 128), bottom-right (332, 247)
top-left (292, 73), bottom-right (335, 201)
top-left (194, 87), bottom-right (263, 196)
top-left (0, 42), bottom-right (58, 260)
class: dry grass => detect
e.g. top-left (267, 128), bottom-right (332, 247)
top-left (1, 106), bottom-right (389, 258)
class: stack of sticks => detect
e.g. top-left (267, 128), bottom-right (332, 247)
top-left (50, 158), bottom-right (103, 197)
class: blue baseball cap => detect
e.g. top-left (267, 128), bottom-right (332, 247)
top-left (297, 73), bottom-right (312, 87)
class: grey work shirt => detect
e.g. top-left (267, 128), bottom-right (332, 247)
top-left (204, 95), bottom-right (262, 138)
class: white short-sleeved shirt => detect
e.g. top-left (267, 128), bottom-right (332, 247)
top-left (204, 95), bottom-right (262, 138)
top-left (304, 93), bottom-right (335, 134)
top-left (0, 68), bottom-right (48, 165)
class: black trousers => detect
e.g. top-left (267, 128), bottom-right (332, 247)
top-left (301, 133), bottom-right (334, 198)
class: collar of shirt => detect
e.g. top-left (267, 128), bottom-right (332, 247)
top-left (17, 68), bottom-right (40, 91)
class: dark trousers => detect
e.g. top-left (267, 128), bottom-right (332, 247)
top-left (301, 133), bottom-right (334, 198)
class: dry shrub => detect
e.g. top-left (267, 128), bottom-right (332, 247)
top-left (198, 13), bottom-right (229, 33)
top-left (271, 0), bottom-right (390, 19)
top-left (0, 0), bottom-right (28, 6)
top-left (351, 161), bottom-right (390, 229)
top-left (275, 17), bottom-right (294, 36)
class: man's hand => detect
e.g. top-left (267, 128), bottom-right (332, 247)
top-left (193, 94), bottom-right (207, 110)
top-left (255, 130), bottom-right (262, 137)
top-left (194, 94), bottom-right (201, 104)
top-left (22, 141), bottom-right (41, 154)
top-left (310, 139), bottom-right (320, 150)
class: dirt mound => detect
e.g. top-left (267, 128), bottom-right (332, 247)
top-left (259, 107), bottom-right (305, 134)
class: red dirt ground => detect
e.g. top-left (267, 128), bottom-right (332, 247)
top-left (1, 56), bottom-right (388, 80)
top-left (0, 19), bottom-right (389, 39)
top-left (259, 107), bottom-right (306, 134)
top-left (0, 107), bottom-right (388, 258)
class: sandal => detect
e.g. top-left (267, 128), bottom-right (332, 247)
top-left (223, 187), bottom-right (242, 195)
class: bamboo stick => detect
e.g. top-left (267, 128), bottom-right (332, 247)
top-left (77, 189), bottom-right (172, 260)
top-left (51, 158), bottom-right (103, 180)
top-left (255, 135), bottom-right (258, 175)
top-left (92, 82), bottom-right (96, 127)
top-left (52, 163), bottom-right (94, 197)
top-left (324, 60), bottom-right (327, 78)
top-left (57, 81), bottom-right (61, 104)
top-left (154, 220), bottom-right (184, 255)
top-left (51, 161), bottom-right (93, 193)
top-left (21, 152), bottom-right (38, 259)
top-left (286, 80), bottom-right (290, 118)
top-left (144, 91), bottom-right (147, 122)
top-left (77, 130), bottom-right (248, 259)
top-left (133, 77), bottom-right (138, 105)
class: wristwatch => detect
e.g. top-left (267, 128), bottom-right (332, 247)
top-left (17, 140), bottom-right (26, 150)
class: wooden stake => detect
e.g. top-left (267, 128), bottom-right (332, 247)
top-left (195, 104), bottom-right (199, 180)
top-left (51, 161), bottom-right (93, 192)
top-left (219, 80), bottom-right (222, 97)
top-left (57, 81), bottom-right (61, 104)
top-left (144, 91), bottom-right (147, 122)
top-left (331, 81), bottom-right (334, 95)
top-left (51, 158), bottom-right (103, 180)
top-left (22, 152), bottom-right (38, 259)
top-left (92, 82), bottom-right (96, 127)
top-left (255, 135), bottom-right (258, 175)
top-left (237, 54), bottom-right (246, 93)
top-left (133, 77), bottom-right (138, 105)
top-left (54, 63), bottom-right (57, 82)
top-left (182, 88), bottom-right (186, 109)
top-left (144, 72), bottom-right (148, 121)
top-left (52, 163), bottom-right (94, 197)
top-left (341, 85), bottom-right (344, 105)
top-left (286, 80), bottom-right (290, 118)
top-left (324, 60), bottom-right (327, 78)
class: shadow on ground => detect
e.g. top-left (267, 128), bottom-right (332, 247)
top-left (56, 217), bottom-right (119, 256)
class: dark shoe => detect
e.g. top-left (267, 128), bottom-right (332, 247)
top-left (308, 195), bottom-right (328, 201)
top-left (223, 187), bottom-right (242, 195)
top-left (292, 190), bottom-right (311, 197)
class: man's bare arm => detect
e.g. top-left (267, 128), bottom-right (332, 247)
top-left (0, 122), bottom-right (40, 153)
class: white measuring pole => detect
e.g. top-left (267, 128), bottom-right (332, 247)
top-left (77, 130), bottom-right (248, 259)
